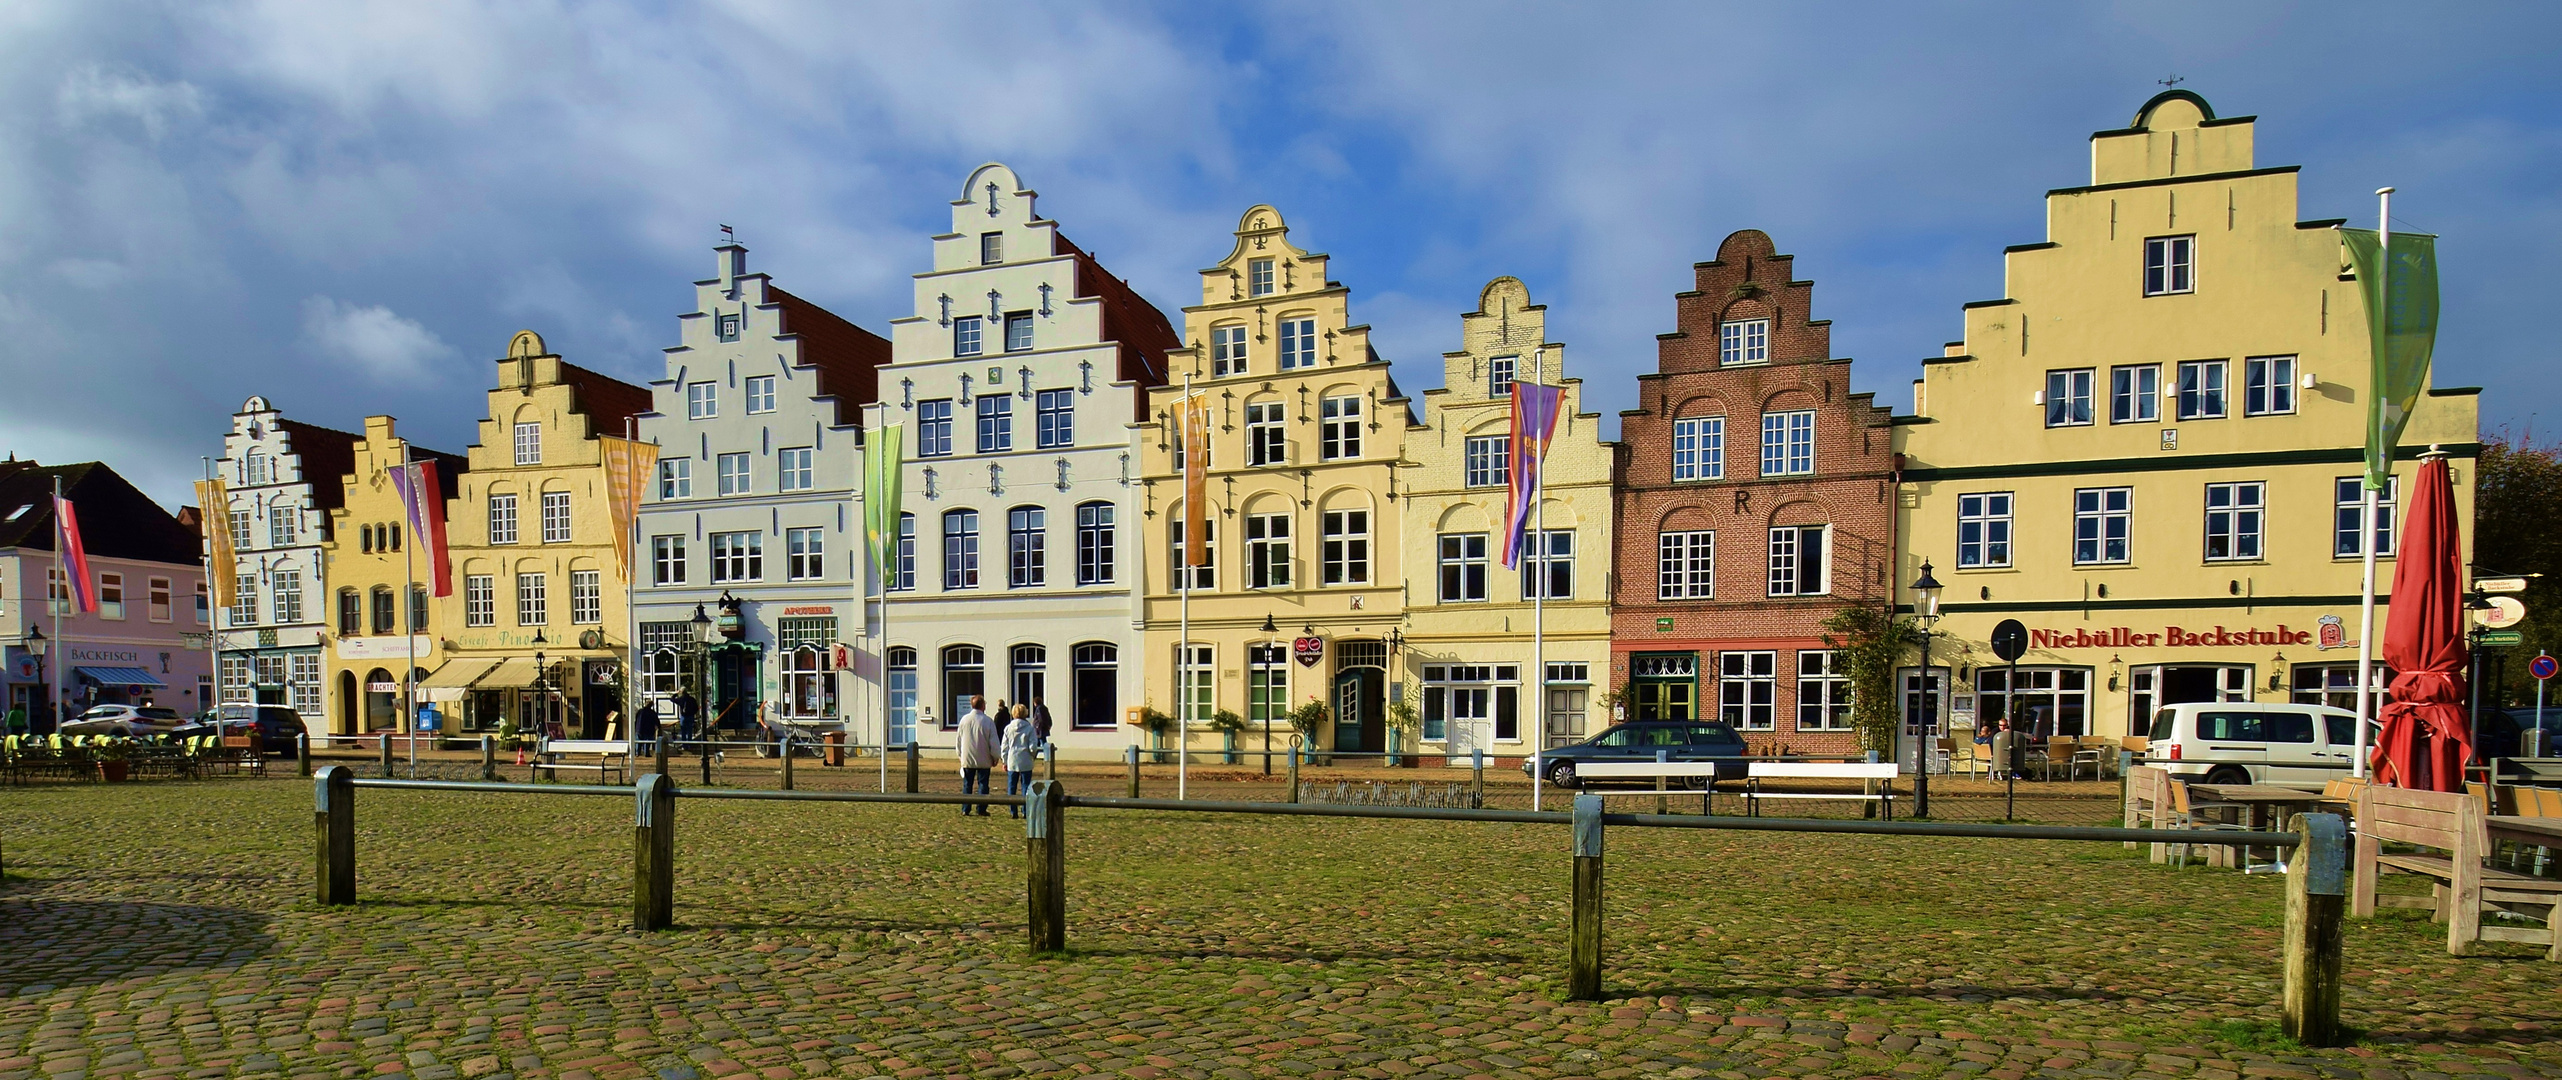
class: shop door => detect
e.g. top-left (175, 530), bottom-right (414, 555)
top-left (1334, 668), bottom-right (1383, 754)
top-left (1897, 668), bottom-right (1946, 773)
top-left (1633, 679), bottom-right (1694, 722)
top-left (2129, 667), bottom-right (2161, 740)
top-left (712, 652), bottom-right (751, 731)
top-left (1547, 684), bottom-right (1590, 749)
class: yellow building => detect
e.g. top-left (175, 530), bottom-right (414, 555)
top-left (1138, 206), bottom-right (1416, 758)
top-left (432, 331), bottom-right (651, 739)
top-left (320, 416), bottom-right (466, 736)
top-left (1893, 91), bottom-right (2479, 755)
top-left (1400, 277), bottom-right (1614, 760)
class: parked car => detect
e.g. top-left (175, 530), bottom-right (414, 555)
top-left (2144, 702), bottom-right (2363, 790)
top-left (1523, 719), bottom-right (1751, 789)
top-left (58, 704), bottom-right (191, 739)
top-left (170, 703), bottom-right (308, 754)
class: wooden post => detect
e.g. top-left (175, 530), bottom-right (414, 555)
top-left (377, 733), bottom-right (393, 778)
top-left (481, 735), bottom-right (497, 782)
top-left (699, 739), bottom-right (712, 785)
top-left (1125, 743), bottom-right (1140, 798)
top-left (1286, 741), bottom-right (1301, 804)
top-left (904, 740), bottom-right (919, 794)
top-left (1045, 741), bottom-right (1057, 781)
top-left (1568, 794), bottom-right (1604, 1001)
top-left (780, 737), bottom-right (795, 791)
top-left (314, 766), bottom-right (355, 906)
top-left (1654, 749), bottom-right (1669, 816)
top-left (2283, 812), bottom-right (2348, 1046)
top-left (656, 734), bottom-right (672, 778)
top-left (296, 732), bottom-right (312, 778)
top-left (1472, 748), bottom-right (1485, 808)
top-left (633, 773), bottom-right (677, 931)
top-left (1025, 779), bottom-right (1066, 952)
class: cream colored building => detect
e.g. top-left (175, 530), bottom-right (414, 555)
top-left (1400, 277), bottom-right (1614, 761)
top-left (320, 416), bottom-right (465, 736)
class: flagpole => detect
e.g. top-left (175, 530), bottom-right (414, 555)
top-left (1529, 367), bottom-right (1548, 815)
top-left (627, 420), bottom-right (640, 758)
top-left (202, 457), bottom-right (221, 727)
top-left (2352, 186), bottom-right (2392, 779)
top-left (401, 443), bottom-right (418, 773)
top-left (1178, 372), bottom-right (1192, 803)
top-left (51, 475), bottom-right (65, 732)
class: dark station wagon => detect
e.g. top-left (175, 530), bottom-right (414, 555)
top-left (1524, 719), bottom-right (1752, 789)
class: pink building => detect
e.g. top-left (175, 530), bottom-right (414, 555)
top-left (2, 460), bottom-right (213, 729)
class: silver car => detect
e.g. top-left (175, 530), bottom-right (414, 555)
top-left (59, 704), bottom-right (190, 739)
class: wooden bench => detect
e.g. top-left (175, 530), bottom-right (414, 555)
top-left (1744, 762), bottom-right (1901, 819)
top-left (531, 738), bottom-right (633, 784)
top-left (2353, 783), bottom-right (2561, 959)
top-left (2125, 765), bottom-right (2173, 859)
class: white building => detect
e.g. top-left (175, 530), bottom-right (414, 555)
top-left (876, 163), bottom-right (1180, 756)
top-left (211, 397), bottom-right (358, 723)
top-left (634, 242), bottom-right (889, 738)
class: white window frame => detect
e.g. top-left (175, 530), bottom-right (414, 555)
top-left (272, 568), bottom-right (303, 624)
top-left (540, 490), bottom-right (571, 544)
top-left (516, 572), bottom-right (547, 627)
top-left (1320, 395), bottom-right (1362, 460)
top-left (2144, 235), bottom-right (2195, 296)
top-left (976, 395), bottom-right (1013, 453)
top-left (717, 452), bottom-right (751, 497)
top-left (953, 316), bottom-right (983, 357)
top-left (268, 506), bottom-right (299, 547)
top-left (944, 509), bottom-right (980, 590)
top-left (2110, 364), bottom-right (2160, 424)
top-left (1321, 509), bottom-right (1369, 586)
top-left (687, 381), bottom-right (718, 420)
top-left (1245, 401), bottom-right (1285, 466)
top-left (570, 569), bottom-right (602, 624)
top-left (2074, 486), bottom-right (2133, 566)
top-left (1004, 312), bottom-right (1034, 353)
top-left (1008, 506), bottom-right (1046, 588)
top-left (745, 375), bottom-right (777, 415)
top-left (1718, 651), bottom-right (1777, 731)
top-left (1246, 512), bottom-right (1292, 590)
top-left (2046, 369), bottom-right (2095, 427)
top-left (916, 399), bottom-right (954, 458)
top-left (1671, 416), bottom-right (1724, 481)
top-left (1212, 324), bottom-right (1248, 377)
top-left (2334, 476), bottom-right (2399, 559)
top-left (487, 492), bottom-right (518, 545)
top-left (1278, 317), bottom-right (1317, 370)
top-left (2177, 359), bottom-right (2227, 420)
top-left (1463, 435), bottom-right (1510, 489)
top-left (1719, 319), bottom-right (1770, 366)
top-left (652, 535), bottom-right (687, 586)
top-left (657, 458), bottom-right (691, 499)
top-left (1797, 650), bottom-right (1853, 731)
top-left (1075, 502), bottom-right (1115, 586)
top-left (1656, 530), bottom-right (1714, 600)
top-left (1036, 389), bottom-right (1074, 450)
top-left (1488, 355), bottom-right (1516, 398)
top-left (1247, 258), bottom-right (1275, 297)
top-left (1759, 410), bottom-right (1815, 476)
top-left (465, 575), bottom-right (495, 626)
top-left (1169, 517), bottom-right (1214, 591)
top-left (786, 527), bottom-right (823, 581)
top-left (2204, 481), bottom-right (2265, 562)
top-left (1518, 529), bottom-right (1572, 601)
top-left (711, 531), bottom-right (763, 583)
top-left (2244, 355), bottom-right (2297, 417)
top-left (1766, 524), bottom-right (1829, 597)
top-left (1438, 532), bottom-right (1488, 603)
top-left (1956, 492), bottom-right (2012, 569)
top-left (778, 446), bottom-right (814, 492)
top-left (513, 421), bottom-right (542, 466)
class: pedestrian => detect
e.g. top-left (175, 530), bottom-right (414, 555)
top-left (1991, 714), bottom-right (2022, 780)
top-left (635, 699), bottom-right (660, 753)
top-left (674, 692), bottom-right (699, 745)
top-left (1031, 695), bottom-right (1054, 745)
top-left (1000, 704), bottom-right (1037, 818)
top-left (957, 695), bottom-right (998, 817)
top-left (4, 703), bottom-right (26, 738)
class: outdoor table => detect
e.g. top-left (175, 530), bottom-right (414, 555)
top-left (2488, 815), bottom-right (2562, 849)
top-left (2187, 783), bottom-right (2322, 872)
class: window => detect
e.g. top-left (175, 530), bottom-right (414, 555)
top-left (229, 575), bottom-right (257, 626)
top-left (338, 589), bottom-right (360, 634)
top-left (1977, 666), bottom-right (2093, 738)
top-left (943, 510), bottom-right (980, 589)
top-left (1075, 502), bottom-right (1115, 585)
top-left (1463, 435), bottom-right (1510, 488)
top-left (2204, 482), bottom-right (2265, 561)
top-left (778, 447), bottom-right (813, 492)
top-left (1718, 651), bottom-right (1777, 730)
top-left (291, 654), bottom-right (321, 713)
top-left (2144, 235), bottom-right (2195, 296)
top-left (1719, 318), bottom-right (1770, 366)
top-left (1007, 506), bottom-right (1046, 588)
top-left (1004, 312), bottom-right (1033, 353)
top-left (781, 619), bottom-right (837, 718)
top-left (1519, 530), bottom-right (1572, 600)
top-left (892, 513), bottom-right (917, 591)
top-left (1657, 530), bottom-right (1715, 600)
top-left (1212, 324), bottom-right (1248, 377)
top-left (1010, 643), bottom-right (1047, 707)
top-left (541, 491), bottom-right (571, 543)
top-left (1488, 355), bottom-right (1516, 398)
top-left (1956, 492), bottom-right (2013, 569)
top-left (360, 585), bottom-right (389, 634)
top-left (980, 231), bottom-right (1003, 265)
top-left (1072, 643), bottom-right (1120, 729)
top-left (1438, 533), bottom-right (1488, 603)
top-left (1035, 389), bottom-right (1074, 449)
top-left (228, 509), bottom-right (254, 551)
top-left (953, 316), bottom-right (983, 357)
top-left (513, 421), bottom-right (541, 465)
top-left (652, 535), bottom-right (686, 585)
top-left (917, 399), bottom-right (953, 457)
top-left (886, 647), bottom-right (918, 746)
top-left (657, 457), bottom-right (691, 499)
top-left (711, 531), bottom-right (763, 583)
top-left (686, 382), bottom-right (717, 419)
top-left (148, 577), bottom-right (171, 622)
top-left (488, 493), bottom-right (518, 545)
top-left (1797, 651), bottom-right (1852, 731)
top-left (1246, 513), bottom-right (1291, 589)
top-left (1767, 525), bottom-right (1828, 597)
top-left (220, 655), bottom-right (251, 703)
top-left (2110, 365), bottom-right (2160, 424)
top-left (272, 569), bottom-right (302, 624)
top-left (2334, 476), bottom-right (2399, 558)
top-left (1169, 518), bottom-right (1214, 590)
top-left (745, 375), bottom-right (776, 414)
top-left (1760, 410), bottom-right (1814, 475)
top-left (1422, 665), bottom-right (1521, 745)
top-left (242, 450), bottom-right (273, 485)
top-left (1321, 509), bottom-right (1369, 585)
top-left (516, 573), bottom-right (546, 626)
top-left (195, 581), bottom-right (209, 624)
top-left (569, 570), bottom-right (600, 624)
top-left (1278, 317), bottom-right (1317, 370)
top-left (465, 576), bottom-right (494, 626)
top-left (1249, 644), bottom-right (1289, 743)
top-left (2074, 487), bottom-right (2132, 565)
top-left (1247, 257), bottom-right (1275, 297)
top-left (716, 313), bottom-right (741, 342)
top-left (98, 572), bottom-right (125, 620)
top-left (787, 527), bottom-right (823, 581)
top-left (268, 506), bottom-right (299, 547)
top-left (717, 452), bottom-right (751, 496)
top-left (1671, 416), bottom-right (1724, 481)
top-left (2177, 359), bottom-right (2227, 420)
top-left (1320, 395), bottom-right (1362, 460)
top-left (410, 585), bottom-right (430, 632)
top-left (1246, 401), bottom-right (1285, 466)
top-left (2244, 356), bottom-right (2296, 417)
top-left (2045, 369), bottom-right (2094, 427)
top-left (942, 646), bottom-right (985, 729)
top-left (640, 622), bottom-right (690, 698)
top-left (976, 395), bottom-right (1012, 453)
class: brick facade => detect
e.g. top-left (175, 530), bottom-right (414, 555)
top-left (1608, 230), bottom-right (1895, 755)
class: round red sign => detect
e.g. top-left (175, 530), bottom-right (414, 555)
top-left (1293, 636), bottom-right (1324, 667)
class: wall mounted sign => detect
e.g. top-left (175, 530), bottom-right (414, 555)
top-left (1656, 617), bottom-right (1673, 632)
top-left (783, 605), bottom-right (836, 616)
top-left (2026, 624), bottom-right (2314, 650)
top-left (1293, 636), bottom-right (1324, 667)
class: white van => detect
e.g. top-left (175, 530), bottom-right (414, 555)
top-left (2144, 702), bottom-right (2364, 790)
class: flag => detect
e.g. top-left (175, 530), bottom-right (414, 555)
top-left (1501, 382), bottom-right (1565, 569)
top-left (598, 435), bottom-right (660, 586)
top-left (2341, 228), bottom-right (2440, 490)
top-left (54, 494), bottom-right (97, 614)
top-left (1176, 393), bottom-right (1211, 568)
top-left (195, 477), bottom-right (236, 612)
top-left (863, 423), bottom-right (905, 585)
top-left (385, 460), bottom-right (455, 597)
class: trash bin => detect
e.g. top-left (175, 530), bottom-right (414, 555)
top-left (824, 730), bottom-right (845, 767)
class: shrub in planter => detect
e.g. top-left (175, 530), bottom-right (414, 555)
top-left (1209, 709), bottom-right (1245, 764)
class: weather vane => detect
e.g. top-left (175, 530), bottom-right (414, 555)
top-left (2159, 74), bottom-right (2184, 89)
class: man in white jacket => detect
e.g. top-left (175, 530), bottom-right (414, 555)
top-left (957, 696), bottom-right (998, 817)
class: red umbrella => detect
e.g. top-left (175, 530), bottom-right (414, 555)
top-left (2370, 454), bottom-right (2473, 791)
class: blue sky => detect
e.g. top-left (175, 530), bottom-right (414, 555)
top-left (5, 2), bottom-right (2559, 506)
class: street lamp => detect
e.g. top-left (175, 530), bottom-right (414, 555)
top-left (24, 625), bottom-right (48, 732)
top-left (1911, 560), bottom-right (1944, 819)
top-left (691, 604), bottom-right (717, 755)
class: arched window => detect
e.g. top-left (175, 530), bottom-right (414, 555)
top-left (941, 645), bottom-right (984, 728)
top-left (1010, 644), bottom-right (1047, 708)
top-left (1071, 643), bottom-right (1119, 730)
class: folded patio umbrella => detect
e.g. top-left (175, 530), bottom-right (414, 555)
top-left (2370, 455), bottom-right (2473, 791)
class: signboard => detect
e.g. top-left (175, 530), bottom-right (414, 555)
top-left (1990, 619), bottom-right (2028, 662)
top-left (335, 634), bottom-right (436, 660)
top-left (784, 605), bottom-right (836, 616)
top-left (2529, 654), bottom-right (2558, 681)
top-left (1656, 617), bottom-right (1673, 632)
top-left (2025, 623), bottom-right (2312, 650)
top-left (1293, 636), bottom-right (1324, 668)
top-left (367, 681), bottom-right (399, 693)
top-left (2477, 577), bottom-right (2530, 595)
top-left (2476, 630), bottom-right (2523, 648)
top-left (2473, 595), bottom-right (2527, 629)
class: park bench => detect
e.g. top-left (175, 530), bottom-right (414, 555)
top-left (531, 738), bottom-right (633, 784)
top-left (2352, 783), bottom-right (2561, 959)
top-left (217, 729), bottom-right (266, 775)
top-left (2125, 765), bottom-right (2175, 859)
top-left (1744, 761), bottom-right (1901, 819)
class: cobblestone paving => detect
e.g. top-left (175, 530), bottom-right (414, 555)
top-left (2, 777), bottom-right (2556, 1080)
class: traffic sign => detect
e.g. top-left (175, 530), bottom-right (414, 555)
top-left (2475, 629), bottom-right (2524, 648)
top-left (2476, 577), bottom-right (2530, 594)
top-left (2474, 595), bottom-right (2528, 629)
top-left (1989, 619), bottom-right (2028, 662)
top-left (2531, 654), bottom-right (2559, 681)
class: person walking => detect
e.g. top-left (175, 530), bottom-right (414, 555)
top-left (957, 695), bottom-right (998, 817)
top-left (1030, 696), bottom-right (1054, 746)
top-left (634, 699), bottom-right (660, 754)
top-left (1000, 704), bottom-right (1037, 818)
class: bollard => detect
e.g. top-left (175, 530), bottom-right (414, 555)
top-left (2282, 812), bottom-right (2349, 1046)
top-left (1568, 794), bottom-right (1604, 1001)
top-left (825, 730), bottom-right (844, 767)
top-left (700, 739), bottom-right (712, 786)
top-left (296, 732), bottom-right (312, 778)
top-left (314, 766), bottom-right (355, 906)
top-left (1286, 740), bottom-right (1301, 803)
top-left (1024, 779), bottom-right (1067, 952)
top-left (481, 735), bottom-right (496, 782)
top-left (780, 737), bottom-right (796, 791)
top-left (1654, 749), bottom-right (1670, 816)
top-left (1044, 741), bottom-right (1057, 781)
top-left (905, 740), bottom-right (920, 794)
top-left (1125, 743), bottom-right (1140, 798)
top-left (378, 733), bottom-right (393, 778)
top-left (1472, 748), bottom-right (1485, 807)
top-left (655, 734), bottom-right (672, 778)
top-left (633, 773), bottom-right (677, 932)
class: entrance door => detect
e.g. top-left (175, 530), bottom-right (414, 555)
top-left (1333, 667), bottom-right (1383, 754)
top-left (1897, 667), bottom-right (1947, 773)
top-left (1633, 679), bottom-right (1694, 721)
top-left (712, 651), bottom-right (750, 731)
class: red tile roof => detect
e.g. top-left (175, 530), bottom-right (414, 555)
top-left (770, 286), bottom-right (892, 426)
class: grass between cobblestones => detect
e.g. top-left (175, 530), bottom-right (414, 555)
top-left (2, 777), bottom-right (2556, 1080)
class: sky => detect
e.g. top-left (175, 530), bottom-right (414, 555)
top-left (4, 1), bottom-right (2559, 508)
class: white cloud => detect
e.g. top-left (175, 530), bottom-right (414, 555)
top-left (300, 296), bottom-right (455, 381)
top-left (54, 65), bottom-right (203, 140)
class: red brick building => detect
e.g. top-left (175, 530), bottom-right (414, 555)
top-left (1609, 230), bottom-right (1896, 756)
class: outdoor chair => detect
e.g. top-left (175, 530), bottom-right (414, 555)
top-left (1928, 737), bottom-right (1954, 777)
top-left (2167, 781), bottom-right (2267, 871)
top-left (2040, 738), bottom-right (2080, 781)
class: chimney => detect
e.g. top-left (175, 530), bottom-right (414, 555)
top-left (718, 241), bottom-right (746, 297)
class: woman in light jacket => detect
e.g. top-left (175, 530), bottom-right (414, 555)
top-left (999, 704), bottom-right (1038, 819)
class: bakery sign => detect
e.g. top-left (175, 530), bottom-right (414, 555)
top-left (2027, 624), bottom-right (2316, 650)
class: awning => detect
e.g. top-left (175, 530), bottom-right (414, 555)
top-left (75, 666), bottom-right (166, 688)
top-left (472, 657), bottom-right (540, 689)
top-left (418, 660), bottom-right (497, 690)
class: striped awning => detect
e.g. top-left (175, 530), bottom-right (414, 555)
top-left (74, 666), bottom-right (166, 688)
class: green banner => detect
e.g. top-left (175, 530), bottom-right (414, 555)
top-left (862, 423), bottom-right (904, 587)
top-left (2340, 228), bottom-right (2440, 489)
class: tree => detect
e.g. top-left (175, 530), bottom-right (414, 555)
top-left (1820, 604), bottom-right (1922, 754)
top-left (2471, 434), bottom-right (2562, 706)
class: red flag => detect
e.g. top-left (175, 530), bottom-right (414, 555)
top-left (55, 494), bottom-right (97, 613)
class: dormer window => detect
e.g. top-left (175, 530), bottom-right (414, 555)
top-left (1719, 319), bottom-right (1769, 366)
top-left (1248, 258), bottom-right (1276, 297)
top-left (981, 232), bottom-right (1003, 266)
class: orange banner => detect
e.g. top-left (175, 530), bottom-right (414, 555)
top-left (598, 435), bottom-right (660, 584)
top-left (194, 478), bottom-right (236, 611)
top-left (1178, 393), bottom-right (1210, 569)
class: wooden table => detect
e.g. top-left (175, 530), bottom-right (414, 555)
top-left (2488, 815), bottom-right (2562, 848)
top-left (2188, 783), bottom-right (2324, 871)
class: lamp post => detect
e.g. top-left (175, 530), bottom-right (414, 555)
top-left (1911, 560), bottom-right (1944, 819)
top-left (691, 603), bottom-right (717, 758)
top-left (24, 624), bottom-right (48, 733)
